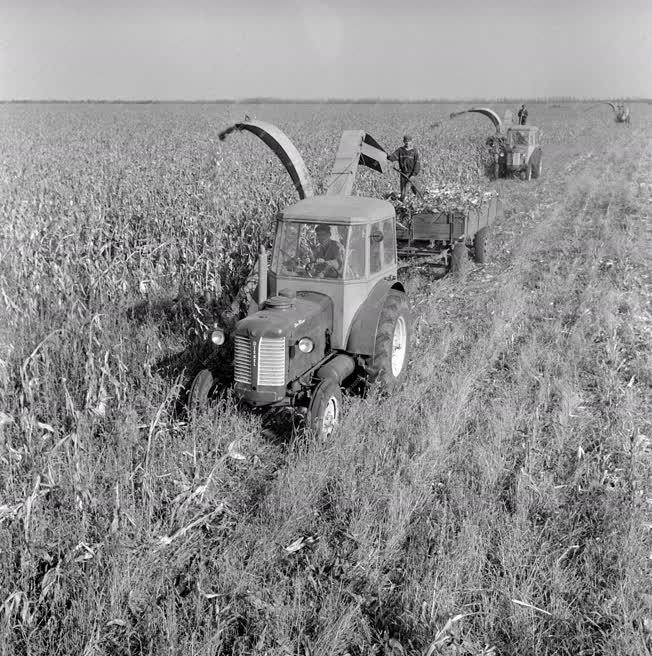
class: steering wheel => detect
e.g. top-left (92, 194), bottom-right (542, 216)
top-left (279, 245), bottom-right (297, 260)
top-left (305, 260), bottom-right (326, 277)
top-left (283, 249), bottom-right (315, 274)
top-left (283, 256), bottom-right (299, 273)
top-left (310, 259), bottom-right (341, 279)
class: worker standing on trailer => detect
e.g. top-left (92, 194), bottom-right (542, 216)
top-left (388, 134), bottom-right (421, 200)
top-left (518, 104), bottom-right (528, 125)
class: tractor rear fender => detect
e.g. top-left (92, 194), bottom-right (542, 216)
top-left (346, 279), bottom-right (405, 356)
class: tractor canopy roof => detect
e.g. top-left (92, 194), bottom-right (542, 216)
top-left (282, 195), bottom-right (395, 225)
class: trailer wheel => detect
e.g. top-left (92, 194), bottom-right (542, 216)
top-left (450, 242), bottom-right (468, 273)
top-left (307, 377), bottom-right (342, 439)
top-left (187, 368), bottom-right (215, 416)
top-left (473, 227), bottom-right (489, 264)
top-left (369, 290), bottom-right (410, 390)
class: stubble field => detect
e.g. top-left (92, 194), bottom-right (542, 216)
top-left (1, 101), bottom-right (651, 655)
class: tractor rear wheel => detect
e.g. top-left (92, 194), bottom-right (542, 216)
top-left (187, 368), bottom-right (215, 416)
top-left (307, 377), bottom-right (342, 439)
top-left (369, 290), bottom-right (410, 390)
top-left (534, 156), bottom-right (543, 178)
top-left (473, 227), bottom-right (489, 264)
top-left (450, 242), bottom-right (468, 273)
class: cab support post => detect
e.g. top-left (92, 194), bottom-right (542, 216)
top-left (258, 245), bottom-right (268, 306)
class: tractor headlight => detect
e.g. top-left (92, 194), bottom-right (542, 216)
top-left (298, 337), bottom-right (314, 353)
top-left (211, 329), bottom-right (225, 346)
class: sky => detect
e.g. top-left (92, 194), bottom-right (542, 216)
top-left (1, 0), bottom-right (651, 100)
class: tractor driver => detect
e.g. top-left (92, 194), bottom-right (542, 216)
top-left (309, 224), bottom-right (344, 278)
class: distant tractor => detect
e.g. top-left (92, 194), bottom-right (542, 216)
top-left (450, 107), bottom-right (543, 181)
top-left (188, 121), bottom-right (410, 438)
top-left (500, 125), bottom-right (543, 180)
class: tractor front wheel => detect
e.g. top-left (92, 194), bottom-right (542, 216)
top-left (521, 164), bottom-right (532, 181)
top-left (369, 290), bottom-right (411, 390)
top-left (187, 368), bottom-right (215, 416)
top-left (307, 377), bottom-right (342, 439)
top-left (473, 227), bottom-right (489, 264)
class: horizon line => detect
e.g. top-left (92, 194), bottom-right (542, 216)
top-left (1, 96), bottom-right (650, 105)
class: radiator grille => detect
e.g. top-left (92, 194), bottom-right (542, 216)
top-left (257, 337), bottom-right (286, 386)
top-left (233, 335), bottom-right (252, 385)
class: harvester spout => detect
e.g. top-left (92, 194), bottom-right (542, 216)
top-left (257, 245), bottom-right (268, 306)
top-left (449, 107), bottom-right (503, 134)
top-left (324, 131), bottom-right (389, 196)
top-left (218, 120), bottom-right (314, 199)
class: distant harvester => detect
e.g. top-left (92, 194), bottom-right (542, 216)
top-left (605, 102), bottom-right (631, 125)
top-left (449, 107), bottom-right (543, 181)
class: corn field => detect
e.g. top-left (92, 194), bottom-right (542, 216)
top-left (1, 101), bottom-right (650, 655)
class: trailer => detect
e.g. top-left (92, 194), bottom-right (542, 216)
top-left (395, 193), bottom-right (503, 271)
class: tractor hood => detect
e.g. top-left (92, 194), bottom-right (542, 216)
top-left (505, 144), bottom-right (527, 153)
top-left (235, 291), bottom-right (332, 341)
top-left (232, 291), bottom-right (334, 405)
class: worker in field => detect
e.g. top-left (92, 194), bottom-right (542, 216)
top-left (388, 134), bottom-right (421, 200)
top-left (310, 224), bottom-right (343, 277)
top-left (518, 104), bottom-right (528, 125)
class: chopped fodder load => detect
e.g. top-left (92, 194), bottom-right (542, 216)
top-left (389, 180), bottom-right (499, 224)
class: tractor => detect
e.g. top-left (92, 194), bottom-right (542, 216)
top-left (450, 107), bottom-right (543, 180)
top-left (187, 121), bottom-right (410, 438)
top-left (500, 125), bottom-right (543, 180)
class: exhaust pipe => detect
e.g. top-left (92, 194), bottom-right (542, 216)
top-left (316, 354), bottom-right (355, 384)
top-left (257, 245), bottom-right (268, 306)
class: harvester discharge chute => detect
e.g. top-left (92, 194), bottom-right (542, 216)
top-left (324, 131), bottom-right (389, 196)
top-left (603, 102), bottom-right (631, 124)
top-left (219, 119), bottom-right (390, 197)
top-left (449, 106), bottom-right (542, 180)
top-left (325, 131), bottom-right (423, 198)
top-left (218, 119), bottom-right (315, 199)
top-left (449, 107), bottom-right (503, 134)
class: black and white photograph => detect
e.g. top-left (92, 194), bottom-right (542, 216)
top-left (1, 0), bottom-right (651, 653)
